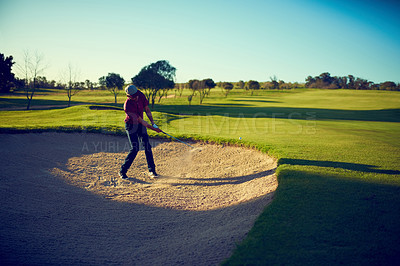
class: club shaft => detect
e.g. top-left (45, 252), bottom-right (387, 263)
top-left (162, 131), bottom-right (195, 148)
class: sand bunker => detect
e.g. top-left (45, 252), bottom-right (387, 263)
top-left (0, 133), bottom-right (277, 265)
top-left (52, 139), bottom-right (276, 210)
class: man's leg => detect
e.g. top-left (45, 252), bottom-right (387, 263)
top-left (120, 124), bottom-right (140, 175)
top-left (138, 125), bottom-right (156, 173)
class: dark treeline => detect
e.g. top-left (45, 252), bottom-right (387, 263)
top-left (306, 72), bottom-right (400, 91)
top-left (13, 76), bottom-right (98, 91)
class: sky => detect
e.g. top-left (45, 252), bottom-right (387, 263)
top-left (1, 0), bottom-right (399, 84)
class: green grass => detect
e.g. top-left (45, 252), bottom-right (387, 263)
top-left (226, 169), bottom-right (400, 265)
top-left (1, 88), bottom-right (400, 264)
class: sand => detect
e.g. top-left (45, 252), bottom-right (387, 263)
top-left (0, 133), bottom-right (277, 265)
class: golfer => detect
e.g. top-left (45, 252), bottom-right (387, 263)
top-left (119, 84), bottom-right (162, 179)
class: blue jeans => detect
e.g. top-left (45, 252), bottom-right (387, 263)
top-left (120, 123), bottom-right (156, 174)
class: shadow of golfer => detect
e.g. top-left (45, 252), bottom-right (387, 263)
top-left (170, 168), bottom-right (276, 187)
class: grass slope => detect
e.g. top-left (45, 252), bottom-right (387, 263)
top-left (1, 88), bottom-right (400, 264)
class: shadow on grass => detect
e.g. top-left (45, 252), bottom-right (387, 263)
top-left (89, 105), bottom-right (123, 111)
top-left (0, 97), bottom-right (124, 110)
top-left (224, 169), bottom-right (400, 265)
top-left (232, 99), bottom-right (281, 103)
top-left (279, 158), bottom-right (400, 175)
top-left (0, 98), bottom-right (75, 109)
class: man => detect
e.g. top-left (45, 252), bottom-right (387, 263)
top-left (119, 84), bottom-right (162, 179)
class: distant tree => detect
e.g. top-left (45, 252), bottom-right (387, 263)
top-left (157, 87), bottom-right (170, 103)
top-left (292, 82), bottom-right (301, 89)
top-left (347, 75), bottom-right (355, 89)
top-left (200, 78), bottom-right (216, 103)
top-left (13, 77), bottom-right (25, 90)
top-left (85, 79), bottom-right (94, 90)
top-left (187, 93), bottom-right (194, 106)
top-left (188, 79), bottom-right (199, 105)
top-left (380, 81), bottom-right (397, 91)
top-left (36, 76), bottom-right (48, 88)
top-left (0, 53), bottom-right (15, 93)
top-left (270, 76), bottom-right (279, 90)
top-left (174, 83), bottom-right (186, 97)
top-left (305, 76), bottom-right (316, 87)
top-left (304, 73), bottom-right (383, 90)
top-left (55, 81), bottom-right (65, 90)
top-left (62, 64), bottom-right (81, 107)
top-left (49, 80), bottom-right (56, 88)
top-left (18, 51), bottom-right (47, 110)
top-left (173, 83), bottom-right (180, 97)
top-left (99, 73), bottom-right (125, 104)
top-left (247, 80), bottom-right (260, 95)
top-left (337, 76), bottom-right (348, 89)
top-left (132, 60), bottom-right (176, 108)
top-left (187, 78), bottom-right (215, 104)
top-left (319, 72), bottom-right (334, 86)
top-left (204, 78), bottom-right (216, 97)
top-left (353, 77), bottom-right (371, 90)
top-left (238, 80), bottom-right (245, 90)
top-left (222, 82), bottom-right (234, 97)
top-left (279, 80), bottom-right (286, 89)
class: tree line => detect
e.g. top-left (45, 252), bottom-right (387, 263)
top-left (305, 72), bottom-right (400, 91)
top-left (1, 52), bottom-right (399, 110)
top-left (0, 52), bottom-right (178, 109)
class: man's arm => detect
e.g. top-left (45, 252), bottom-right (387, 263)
top-left (125, 106), bottom-right (161, 133)
top-left (137, 115), bottom-right (161, 133)
top-left (144, 106), bottom-right (154, 125)
top-left (144, 105), bottom-right (161, 132)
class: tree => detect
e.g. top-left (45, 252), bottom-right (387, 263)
top-left (85, 79), bottom-right (94, 90)
top-left (238, 80), bottom-right (245, 90)
top-left (0, 53), bottom-right (15, 93)
top-left (188, 79), bottom-right (199, 105)
top-left (347, 75), bottom-right (355, 89)
top-left (247, 80), bottom-right (260, 95)
top-left (63, 64), bottom-right (81, 107)
top-left (337, 76), bottom-right (348, 89)
top-left (18, 51), bottom-right (46, 110)
top-left (270, 76), bottom-right (279, 90)
top-left (222, 82), bottom-right (234, 97)
top-left (353, 77), bottom-right (371, 90)
top-left (279, 80), bottom-right (285, 89)
top-left (174, 83), bottom-right (184, 97)
top-left (200, 78), bottom-right (216, 104)
top-left (380, 81), bottom-right (397, 91)
top-left (157, 86), bottom-right (170, 103)
top-left (305, 76), bottom-right (316, 87)
top-left (304, 73), bottom-right (382, 90)
top-left (99, 73), bottom-right (125, 104)
top-left (13, 77), bottom-right (25, 90)
top-left (132, 60), bottom-right (176, 108)
top-left (187, 78), bottom-right (216, 104)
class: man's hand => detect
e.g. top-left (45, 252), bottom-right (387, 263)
top-left (152, 123), bottom-right (162, 133)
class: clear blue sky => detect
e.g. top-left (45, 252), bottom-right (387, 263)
top-left (1, 0), bottom-right (399, 83)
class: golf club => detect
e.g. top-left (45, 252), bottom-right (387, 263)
top-left (161, 131), bottom-right (196, 149)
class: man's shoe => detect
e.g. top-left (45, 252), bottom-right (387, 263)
top-left (148, 171), bottom-right (158, 178)
top-left (119, 172), bottom-right (128, 179)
